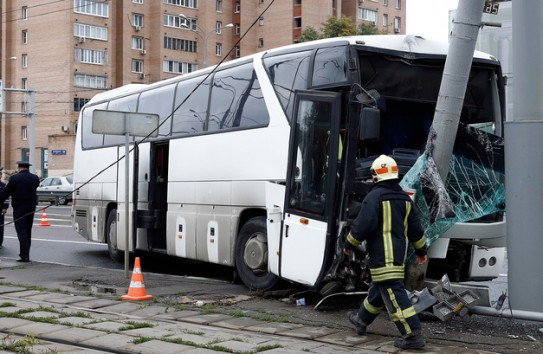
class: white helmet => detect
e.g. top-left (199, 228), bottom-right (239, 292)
top-left (370, 155), bottom-right (398, 182)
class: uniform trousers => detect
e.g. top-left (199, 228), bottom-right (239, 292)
top-left (13, 206), bottom-right (35, 260)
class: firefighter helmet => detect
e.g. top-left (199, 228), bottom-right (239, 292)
top-left (370, 155), bottom-right (399, 182)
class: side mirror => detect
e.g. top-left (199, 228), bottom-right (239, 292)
top-left (360, 107), bottom-right (380, 143)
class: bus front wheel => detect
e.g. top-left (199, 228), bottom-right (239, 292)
top-left (106, 209), bottom-right (123, 262)
top-left (235, 216), bottom-right (279, 291)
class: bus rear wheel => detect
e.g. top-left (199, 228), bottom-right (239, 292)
top-left (106, 209), bottom-right (123, 262)
top-left (235, 216), bottom-right (279, 291)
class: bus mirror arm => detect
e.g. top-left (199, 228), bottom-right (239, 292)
top-left (359, 107), bottom-right (380, 143)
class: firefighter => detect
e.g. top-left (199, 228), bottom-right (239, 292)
top-left (344, 154), bottom-right (428, 350)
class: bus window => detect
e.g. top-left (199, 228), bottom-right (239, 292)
top-left (312, 46), bottom-right (350, 87)
top-left (81, 103), bottom-right (108, 149)
top-left (208, 63), bottom-right (269, 132)
top-left (172, 76), bottom-right (211, 136)
top-left (103, 94), bottom-right (139, 146)
top-left (263, 50), bottom-right (311, 123)
top-left (138, 83), bottom-right (176, 137)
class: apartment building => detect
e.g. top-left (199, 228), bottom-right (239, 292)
top-left (0, 0), bottom-right (405, 177)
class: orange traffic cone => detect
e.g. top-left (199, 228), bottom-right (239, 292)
top-left (121, 257), bottom-right (153, 301)
top-left (39, 209), bottom-right (50, 227)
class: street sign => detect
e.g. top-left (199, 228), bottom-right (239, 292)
top-left (51, 150), bottom-right (67, 155)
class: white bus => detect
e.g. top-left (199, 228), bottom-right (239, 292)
top-left (72, 35), bottom-right (506, 292)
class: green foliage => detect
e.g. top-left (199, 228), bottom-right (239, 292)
top-left (298, 26), bottom-right (321, 42)
top-left (321, 16), bottom-right (357, 38)
top-left (357, 22), bottom-right (382, 35)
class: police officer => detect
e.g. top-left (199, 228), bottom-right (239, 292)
top-left (344, 154), bottom-right (428, 350)
top-left (0, 166), bottom-right (9, 249)
top-left (0, 161), bottom-right (40, 262)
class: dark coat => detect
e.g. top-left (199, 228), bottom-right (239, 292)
top-left (0, 170), bottom-right (40, 209)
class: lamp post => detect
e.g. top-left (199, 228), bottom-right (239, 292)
top-left (179, 14), bottom-right (233, 68)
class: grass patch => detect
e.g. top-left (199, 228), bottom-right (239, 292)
top-left (118, 321), bottom-right (154, 331)
top-left (132, 336), bottom-right (153, 344)
top-left (0, 333), bottom-right (58, 353)
top-left (0, 302), bottom-right (16, 308)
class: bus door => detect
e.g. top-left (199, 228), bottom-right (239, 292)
top-left (139, 142), bottom-right (169, 251)
top-left (279, 90), bottom-right (341, 286)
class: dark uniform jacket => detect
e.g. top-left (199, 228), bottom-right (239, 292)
top-left (0, 170), bottom-right (40, 209)
top-left (347, 180), bottom-right (427, 282)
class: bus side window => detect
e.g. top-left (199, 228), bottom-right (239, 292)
top-left (172, 77), bottom-right (211, 136)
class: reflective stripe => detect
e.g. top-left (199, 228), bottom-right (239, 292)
top-left (382, 201), bottom-right (394, 267)
top-left (363, 296), bottom-right (384, 315)
top-left (371, 265), bottom-right (405, 282)
top-left (387, 288), bottom-right (413, 336)
top-left (346, 232), bottom-right (361, 247)
top-left (404, 201), bottom-right (411, 235)
top-left (374, 165), bottom-right (398, 175)
top-left (413, 235), bottom-right (426, 250)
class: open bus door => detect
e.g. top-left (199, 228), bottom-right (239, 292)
top-left (276, 90), bottom-right (341, 286)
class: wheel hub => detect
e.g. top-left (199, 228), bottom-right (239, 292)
top-left (243, 235), bottom-right (267, 271)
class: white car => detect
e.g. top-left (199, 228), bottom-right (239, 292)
top-left (36, 174), bottom-right (73, 205)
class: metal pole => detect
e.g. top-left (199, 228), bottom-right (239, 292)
top-left (203, 31), bottom-right (208, 68)
top-left (28, 90), bottom-right (36, 174)
top-left (428, 0), bottom-right (485, 180)
top-left (505, 1), bottom-right (543, 313)
top-left (124, 116), bottom-right (130, 278)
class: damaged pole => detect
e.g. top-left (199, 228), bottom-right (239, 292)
top-left (505, 1), bottom-right (543, 313)
top-left (428, 0), bottom-right (485, 180)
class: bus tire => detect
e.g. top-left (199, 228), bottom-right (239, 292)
top-left (235, 216), bottom-right (279, 291)
top-left (106, 209), bottom-right (123, 262)
top-left (58, 196), bottom-right (68, 205)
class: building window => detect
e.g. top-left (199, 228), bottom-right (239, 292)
top-left (294, 17), bottom-right (301, 28)
top-left (394, 17), bottom-right (401, 32)
top-left (216, 43), bottom-right (222, 56)
top-left (383, 14), bottom-right (388, 27)
top-left (216, 21), bottom-right (222, 34)
top-left (164, 36), bottom-right (198, 52)
top-left (164, 0), bottom-right (198, 7)
top-left (258, 38), bottom-right (264, 48)
top-left (73, 98), bottom-right (90, 112)
top-left (132, 13), bottom-right (144, 28)
top-left (132, 36), bottom-right (144, 50)
top-left (162, 60), bottom-right (197, 74)
top-left (384, 0), bottom-right (388, 6)
top-left (75, 48), bottom-right (107, 65)
top-left (132, 0), bottom-right (143, 3)
top-left (235, 24), bottom-right (240, 35)
top-left (22, 54), bottom-right (28, 68)
top-left (22, 78), bottom-right (28, 89)
top-left (395, 0), bottom-right (401, 9)
top-left (74, 23), bottom-right (108, 41)
top-left (358, 8), bottom-right (377, 23)
top-left (21, 126), bottom-right (28, 141)
top-left (216, 0), bottom-right (222, 12)
top-left (294, 0), bottom-right (301, 4)
top-left (75, 74), bottom-right (107, 89)
top-left (132, 59), bottom-right (144, 73)
top-left (235, 1), bottom-right (240, 12)
top-left (22, 6), bottom-right (28, 20)
top-left (235, 45), bottom-right (240, 58)
top-left (73, 0), bottom-right (109, 18)
top-left (259, 17), bottom-right (264, 26)
top-left (22, 30), bottom-right (28, 44)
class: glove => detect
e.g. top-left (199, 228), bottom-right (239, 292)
top-left (343, 232), bottom-right (359, 254)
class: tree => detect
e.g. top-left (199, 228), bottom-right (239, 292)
top-left (298, 26), bottom-right (321, 43)
top-left (357, 22), bottom-right (382, 35)
top-left (321, 16), bottom-right (357, 38)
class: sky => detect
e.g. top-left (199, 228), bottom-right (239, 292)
top-left (406, 0), bottom-right (459, 42)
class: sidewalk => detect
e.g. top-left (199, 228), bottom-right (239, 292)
top-left (0, 258), bottom-right (501, 353)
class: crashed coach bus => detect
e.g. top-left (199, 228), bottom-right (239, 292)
top-left (72, 35), bottom-right (506, 293)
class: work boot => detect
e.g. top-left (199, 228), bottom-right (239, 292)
top-left (347, 311), bottom-right (367, 335)
top-left (394, 333), bottom-right (425, 349)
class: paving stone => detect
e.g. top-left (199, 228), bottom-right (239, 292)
top-left (81, 332), bottom-right (137, 349)
top-left (71, 298), bottom-right (120, 309)
top-left (12, 322), bottom-right (70, 335)
top-left (0, 317), bottom-right (33, 331)
top-left (20, 310), bottom-right (61, 321)
top-left (213, 339), bottom-right (260, 352)
top-left (41, 327), bottom-right (105, 343)
top-left (245, 321), bottom-right (304, 334)
top-left (316, 330), bottom-right (378, 347)
top-left (96, 301), bottom-right (141, 314)
top-left (122, 339), bottom-right (194, 353)
top-left (57, 316), bottom-right (96, 326)
top-left (121, 325), bottom-right (178, 338)
top-left (211, 316), bottom-right (266, 330)
top-left (180, 313), bottom-right (232, 325)
top-left (45, 294), bottom-right (98, 305)
top-left (0, 306), bottom-right (22, 313)
top-left (0, 290), bottom-right (42, 298)
top-left (280, 325), bottom-right (339, 339)
top-left (85, 320), bottom-right (128, 332)
top-left (155, 309), bottom-right (201, 320)
top-left (0, 285), bottom-right (26, 294)
top-left (126, 305), bottom-right (168, 317)
top-left (162, 331), bottom-right (219, 346)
